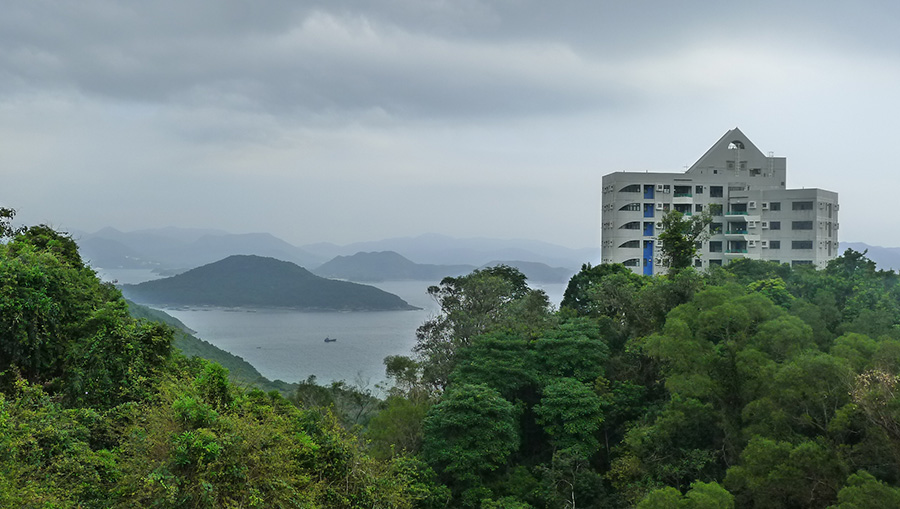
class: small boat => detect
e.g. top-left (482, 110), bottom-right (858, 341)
top-left (324, 337), bottom-right (337, 343)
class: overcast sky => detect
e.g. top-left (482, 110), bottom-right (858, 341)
top-left (2, 1), bottom-right (899, 248)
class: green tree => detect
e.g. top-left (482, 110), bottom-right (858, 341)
top-left (450, 332), bottom-right (537, 401)
top-left (561, 263), bottom-right (645, 317)
top-left (831, 470), bottom-right (900, 509)
top-left (414, 266), bottom-right (551, 391)
top-left (724, 436), bottom-right (846, 509)
top-left (658, 210), bottom-right (712, 271)
top-left (534, 377), bottom-right (604, 456)
top-left (422, 384), bottom-right (519, 503)
top-left (0, 207), bottom-right (25, 239)
top-left (365, 395), bottom-right (430, 459)
top-left (637, 481), bottom-right (734, 509)
top-left (0, 224), bottom-right (172, 408)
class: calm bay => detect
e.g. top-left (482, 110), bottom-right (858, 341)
top-left (101, 269), bottom-right (566, 388)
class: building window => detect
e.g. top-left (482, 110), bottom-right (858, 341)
top-left (792, 221), bottom-right (813, 230)
top-left (620, 221), bottom-right (641, 230)
top-left (729, 203), bottom-right (748, 215)
top-left (696, 185), bottom-right (704, 194)
top-left (695, 204), bottom-right (703, 212)
top-left (619, 184), bottom-right (641, 193)
top-left (623, 258), bottom-right (640, 267)
top-left (619, 203), bottom-right (641, 211)
top-left (792, 201), bottom-right (814, 210)
top-left (710, 186), bottom-right (724, 198)
top-left (769, 241), bottom-right (781, 249)
top-left (619, 240), bottom-right (640, 248)
top-left (675, 204), bottom-right (692, 215)
top-left (710, 222), bottom-right (723, 234)
top-left (709, 241), bottom-right (723, 252)
top-left (792, 240), bottom-right (813, 249)
top-left (792, 260), bottom-right (813, 266)
top-left (769, 221), bottom-right (781, 230)
top-left (709, 259), bottom-right (723, 266)
top-left (694, 259), bottom-right (702, 267)
top-left (769, 202), bottom-right (781, 211)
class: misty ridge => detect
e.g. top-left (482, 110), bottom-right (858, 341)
top-left (74, 226), bottom-right (900, 283)
top-left (73, 226), bottom-right (598, 283)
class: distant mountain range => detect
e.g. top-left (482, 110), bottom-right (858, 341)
top-left (479, 260), bottom-right (577, 284)
top-left (839, 242), bottom-right (900, 272)
top-left (121, 255), bottom-right (419, 311)
top-left (74, 228), bottom-right (599, 275)
top-left (312, 251), bottom-right (577, 284)
top-left (302, 233), bottom-right (598, 268)
top-left (313, 251), bottom-right (474, 282)
top-left (74, 227), bottom-right (900, 282)
top-left (74, 227), bottom-right (324, 272)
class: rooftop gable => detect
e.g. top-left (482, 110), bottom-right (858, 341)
top-left (686, 127), bottom-right (768, 173)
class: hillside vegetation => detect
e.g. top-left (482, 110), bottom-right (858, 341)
top-left (121, 254), bottom-right (419, 311)
top-left (126, 300), bottom-right (298, 394)
top-left (7, 207), bottom-right (900, 508)
top-left (0, 213), bottom-right (436, 507)
top-left (361, 251), bottom-right (900, 507)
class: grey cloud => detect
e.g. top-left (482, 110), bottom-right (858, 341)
top-left (9, 1), bottom-right (844, 121)
top-left (4, 0), bottom-right (900, 249)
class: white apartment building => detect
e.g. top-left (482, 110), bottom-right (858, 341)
top-left (600, 128), bottom-right (839, 275)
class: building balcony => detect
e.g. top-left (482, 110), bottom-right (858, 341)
top-left (724, 233), bottom-right (761, 244)
top-left (726, 211), bottom-right (761, 222)
top-left (724, 251), bottom-right (761, 259)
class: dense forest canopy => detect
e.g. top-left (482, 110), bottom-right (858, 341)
top-left (0, 211), bottom-right (437, 507)
top-left (5, 207), bottom-right (900, 508)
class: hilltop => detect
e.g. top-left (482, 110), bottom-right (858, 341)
top-left (313, 250), bottom-right (474, 282)
top-left (121, 255), bottom-right (419, 311)
top-left (313, 250), bottom-right (577, 284)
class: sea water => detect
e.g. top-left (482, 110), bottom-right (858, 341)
top-left (102, 269), bottom-right (566, 388)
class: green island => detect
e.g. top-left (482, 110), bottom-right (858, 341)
top-left (120, 254), bottom-right (420, 311)
top-left (5, 208), bottom-right (900, 508)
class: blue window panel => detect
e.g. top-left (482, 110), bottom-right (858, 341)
top-left (643, 222), bottom-right (654, 236)
top-left (644, 203), bottom-right (655, 218)
top-left (644, 186), bottom-right (655, 199)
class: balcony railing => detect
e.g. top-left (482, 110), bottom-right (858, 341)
top-left (726, 249), bottom-right (749, 254)
top-left (726, 211), bottom-right (749, 215)
top-left (725, 230), bottom-right (748, 235)
top-left (674, 193), bottom-right (693, 198)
